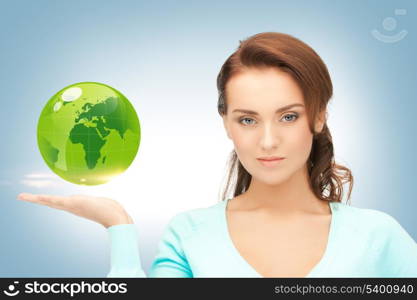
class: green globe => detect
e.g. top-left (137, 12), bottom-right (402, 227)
top-left (37, 82), bottom-right (141, 185)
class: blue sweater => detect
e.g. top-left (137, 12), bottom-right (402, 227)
top-left (106, 198), bottom-right (417, 277)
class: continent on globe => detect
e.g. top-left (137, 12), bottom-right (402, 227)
top-left (37, 82), bottom-right (141, 185)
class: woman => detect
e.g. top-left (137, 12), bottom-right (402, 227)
top-left (17, 32), bottom-right (417, 277)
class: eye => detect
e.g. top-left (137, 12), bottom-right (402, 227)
top-left (281, 113), bottom-right (299, 122)
top-left (238, 113), bottom-right (299, 126)
top-left (239, 117), bottom-right (256, 126)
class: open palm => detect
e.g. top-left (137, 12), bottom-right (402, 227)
top-left (17, 193), bottom-right (133, 228)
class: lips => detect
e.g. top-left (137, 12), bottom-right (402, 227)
top-left (257, 157), bottom-right (285, 168)
top-left (257, 157), bottom-right (285, 161)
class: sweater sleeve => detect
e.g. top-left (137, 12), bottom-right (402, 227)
top-left (377, 214), bottom-right (417, 277)
top-left (106, 213), bottom-right (193, 278)
top-left (106, 224), bottom-right (146, 277)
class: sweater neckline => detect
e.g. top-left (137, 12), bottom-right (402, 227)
top-left (220, 197), bottom-right (338, 278)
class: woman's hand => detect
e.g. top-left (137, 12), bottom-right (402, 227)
top-left (16, 192), bottom-right (134, 228)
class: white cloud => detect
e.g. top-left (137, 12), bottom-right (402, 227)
top-left (20, 172), bottom-right (63, 188)
top-left (24, 172), bottom-right (59, 179)
top-left (20, 179), bottom-right (62, 188)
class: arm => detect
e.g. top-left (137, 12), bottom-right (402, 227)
top-left (106, 213), bottom-right (193, 278)
top-left (106, 224), bottom-right (146, 277)
top-left (16, 192), bottom-right (192, 277)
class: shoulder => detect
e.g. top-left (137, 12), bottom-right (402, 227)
top-left (333, 201), bottom-right (412, 237)
top-left (334, 203), bottom-right (417, 276)
top-left (163, 200), bottom-right (225, 239)
top-left (334, 202), bottom-right (397, 225)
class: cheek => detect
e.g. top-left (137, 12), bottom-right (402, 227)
top-left (229, 126), bottom-right (254, 150)
top-left (288, 125), bottom-right (314, 160)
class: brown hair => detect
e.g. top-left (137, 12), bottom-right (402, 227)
top-left (217, 32), bottom-right (353, 205)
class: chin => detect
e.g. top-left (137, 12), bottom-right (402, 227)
top-left (252, 172), bottom-right (291, 187)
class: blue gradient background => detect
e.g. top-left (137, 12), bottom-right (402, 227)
top-left (1, 0), bottom-right (416, 277)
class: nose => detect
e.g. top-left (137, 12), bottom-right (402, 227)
top-left (259, 123), bottom-right (279, 150)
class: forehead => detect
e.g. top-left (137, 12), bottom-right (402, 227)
top-left (226, 67), bottom-right (304, 108)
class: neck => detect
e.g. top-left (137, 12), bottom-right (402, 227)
top-left (241, 164), bottom-right (327, 216)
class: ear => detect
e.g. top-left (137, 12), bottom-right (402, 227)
top-left (314, 110), bottom-right (327, 134)
top-left (222, 115), bottom-right (232, 140)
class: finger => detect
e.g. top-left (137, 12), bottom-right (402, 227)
top-left (17, 193), bottom-right (69, 209)
top-left (17, 193), bottom-right (42, 202)
top-left (17, 193), bottom-right (53, 208)
top-left (17, 193), bottom-right (32, 200)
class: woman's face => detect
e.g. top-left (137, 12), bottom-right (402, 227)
top-left (222, 67), bottom-right (325, 186)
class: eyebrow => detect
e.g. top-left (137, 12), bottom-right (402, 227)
top-left (232, 103), bottom-right (304, 115)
